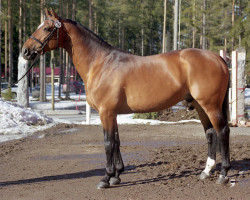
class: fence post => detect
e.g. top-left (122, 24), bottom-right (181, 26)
top-left (231, 51), bottom-right (238, 124)
top-left (231, 48), bottom-right (246, 124)
top-left (220, 50), bottom-right (226, 60)
top-left (237, 48), bottom-right (246, 122)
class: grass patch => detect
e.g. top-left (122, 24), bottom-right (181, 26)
top-left (133, 112), bottom-right (159, 120)
top-left (2, 87), bottom-right (15, 101)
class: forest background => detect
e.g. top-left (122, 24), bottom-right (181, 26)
top-left (0, 0), bottom-right (249, 93)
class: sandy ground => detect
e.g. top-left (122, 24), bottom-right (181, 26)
top-left (0, 124), bottom-right (249, 200)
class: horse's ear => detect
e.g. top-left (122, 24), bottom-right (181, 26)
top-left (45, 7), bottom-right (51, 18)
top-left (50, 8), bottom-right (59, 19)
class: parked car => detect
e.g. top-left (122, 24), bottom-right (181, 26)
top-left (32, 86), bottom-right (40, 98)
top-left (1, 82), bottom-right (17, 98)
top-left (63, 81), bottom-right (85, 94)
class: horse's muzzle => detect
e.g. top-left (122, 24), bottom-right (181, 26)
top-left (22, 47), bottom-right (38, 60)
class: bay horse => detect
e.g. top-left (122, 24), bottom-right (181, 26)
top-left (22, 8), bottom-right (230, 188)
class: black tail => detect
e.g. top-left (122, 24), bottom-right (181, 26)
top-left (222, 83), bottom-right (230, 124)
top-left (216, 82), bottom-right (230, 153)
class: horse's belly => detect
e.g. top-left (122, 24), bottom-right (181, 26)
top-left (125, 85), bottom-right (185, 113)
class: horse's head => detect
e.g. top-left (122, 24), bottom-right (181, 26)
top-left (22, 8), bottom-right (61, 60)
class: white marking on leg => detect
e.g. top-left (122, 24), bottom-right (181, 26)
top-left (203, 157), bottom-right (216, 176)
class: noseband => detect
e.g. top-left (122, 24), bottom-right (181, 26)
top-left (29, 18), bottom-right (61, 54)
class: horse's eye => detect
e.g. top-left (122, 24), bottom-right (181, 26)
top-left (44, 27), bottom-right (48, 31)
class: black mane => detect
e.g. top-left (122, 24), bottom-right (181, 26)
top-left (65, 18), bottom-right (113, 49)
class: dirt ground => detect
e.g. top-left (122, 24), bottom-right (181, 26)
top-left (157, 108), bottom-right (199, 121)
top-left (0, 123), bottom-right (249, 200)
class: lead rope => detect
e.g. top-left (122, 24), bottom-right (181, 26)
top-left (1, 56), bottom-right (39, 93)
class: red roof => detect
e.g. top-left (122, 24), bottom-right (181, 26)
top-left (32, 67), bottom-right (76, 76)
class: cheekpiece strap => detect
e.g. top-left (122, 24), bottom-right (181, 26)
top-left (54, 20), bottom-right (61, 29)
top-left (47, 18), bottom-right (61, 29)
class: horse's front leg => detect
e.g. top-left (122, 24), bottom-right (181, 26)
top-left (97, 112), bottom-right (117, 189)
top-left (110, 120), bottom-right (124, 185)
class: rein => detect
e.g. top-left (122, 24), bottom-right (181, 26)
top-left (1, 56), bottom-right (39, 93)
top-left (30, 18), bottom-right (61, 54)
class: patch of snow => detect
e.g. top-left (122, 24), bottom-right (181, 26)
top-left (81, 114), bottom-right (201, 125)
top-left (0, 99), bottom-right (55, 142)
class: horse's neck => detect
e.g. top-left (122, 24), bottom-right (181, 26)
top-left (62, 21), bottom-right (110, 83)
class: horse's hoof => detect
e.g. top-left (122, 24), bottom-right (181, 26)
top-left (216, 175), bottom-right (229, 184)
top-left (97, 181), bottom-right (110, 189)
top-left (199, 171), bottom-right (210, 180)
top-left (109, 177), bottom-right (121, 185)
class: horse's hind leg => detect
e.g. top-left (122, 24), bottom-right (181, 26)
top-left (110, 120), bottom-right (124, 185)
top-left (200, 104), bottom-right (231, 184)
top-left (192, 101), bottom-right (217, 179)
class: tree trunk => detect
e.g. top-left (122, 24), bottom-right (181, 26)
top-left (192, 0), bottom-right (196, 48)
top-left (19, 0), bottom-right (23, 54)
top-left (166, 31), bottom-right (171, 52)
top-left (72, 0), bottom-right (77, 81)
top-left (231, 0), bottom-right (235, 51)
top-left (40, 0), bottom-right (46, 102)
top-left (162, 0), bottom-right (167, 53)
top-left (59, 48), bottom-right (63, 98)
top-left (0, 0), bottom-right (2, 97)
top-left (89, 0), bottom-right (92, 30)
top-left (141, 24), bottom-right (144, 56)
top-left (94, 9), bottom-right (97, 33)
top-left (119, 14), bottom-right (121, 48)
top-left (121, 25), bottom-right (124, 50)
top-left (201, 0), bottom-right (206, 49)
top-left (173, 0), bottom-right (179, 50)
top-left (72, 0), bottom-right (76, 20)
top-left (224, 9), bottom-right (227, 52)
top-left (58, 0), bottom-right (63, 98)
top-left (8, 0), bottom-right (13, 84)
top-left (17, 53), bottom-right (29, 107)
top-left (66, 2), bottom-right (70, 99)
top-left (51, 50), bottom-right (55, 110)
top-left (23, 0), bottom-right (26, 44)
top-left (178, 0), bottom-right (181, 49)
top-left (30, 0), bottom-right (34, 92)
top-left (4, 20), bottom-right (7, 82)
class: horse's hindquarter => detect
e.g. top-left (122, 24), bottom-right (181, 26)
top-left (180, 49), bottom-right (229, 107)
top-left (124, 53), bottom-right (188, 113)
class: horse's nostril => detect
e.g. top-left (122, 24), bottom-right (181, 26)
top-left (23, 48), bottom-right (29, 56)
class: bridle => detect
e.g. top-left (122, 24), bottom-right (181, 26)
top-left (29, 18), bottom-right (62, 54)
top-left (1, 18), bottom-right (62, 94)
